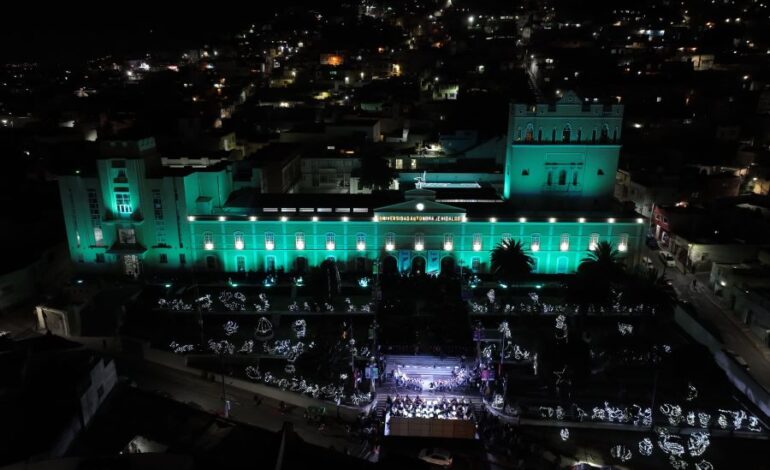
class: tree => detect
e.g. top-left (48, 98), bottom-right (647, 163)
top-left (578, 241), bottom-right (626, 279)
top-left (571, 241), bottom-right (626, 313)
top-left (490, 239), bottom-right (535, 284)
top-left (623, 269), bottom-right (677, 315)
top-left (357, 155), bottom-right (395, 190)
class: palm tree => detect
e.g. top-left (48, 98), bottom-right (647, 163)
top-left (578, 241), bottom-right (626, 278)
top-left (572, 241), bottom-right (626, 313)
top-left (490, 239), bottom-right (535, 285)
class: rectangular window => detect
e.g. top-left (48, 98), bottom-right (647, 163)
top-left (560, 233), bottom-right (570, 251)
top-left (265, 232), bottom-right (275, 249)
top-left (159, 253), bottom-right (168, 264)
top-left (295, 232), bottom-right (305, 250)
top-left (152, 190), bottom-right (164, 220)
top-left (236, 256), bottom-right (246, 272)
top-left (95, 253), bottom-right (105, 263)
top-left (94, 227), bottom-right (104, 246)
top-left (326, 232), bottom-right (336, 250)
top-left (472, 257), bottom-right (480, 271)
top-left (385, 232), bottom-right (396, 245)
top-left (414, 232), bottom-right (424, 249)
top-left (87, 189), bottom-right (100, 223)
top-left (179, 254), bottom-right (186, 264)
top-left (115, 192), bottom-right (132, 215)
top-left (443, 233), bottom-right (453, 250)
top-left (395, 159), bottom-right (403, 170)
top-left (118, 228), bottom-right (136, 244)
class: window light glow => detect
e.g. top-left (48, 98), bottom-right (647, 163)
top-left (578, 217), bottom-right (586, 223)
top-left (385, 243), bottom-right (395, 251)
top-left (531, 243), bottom-right (540, 252)
top-left (489, 217), bottom-right (497, 223)
top-left (204, 242), bottom-right (214, 250)
top-left (249, 216), bottom-right (257, 221)
top-left (608, 218), bottom-right (616, 223)
top-left (473, 242), bottom-right (482, 251)
top-left (342, 216), bottom-right (349, 222)
top-left (312, 216), bottom-right (319, 222)
top-left (444, 242), bottom-right (453, 251)
top-left (636, 218), bottom-right (644, 224)
top-left (560, 241), bottom-right (569, 251)
top-left (296, 240), bottom-right (305, 250)
top-left (357, 242), bottom-right (366, 251)
top-left (549, 217), bottom-right (557, 223)
top-left (414, 243), bottom-right (424, 251)
top-left (519, 217), bottom-right (527, 223)
top-left (218, 216), bottom-right (226, 221)
top-left (281, 216), bottom-right (288, 222)
top-left (326, 241), bottom-right (335, 250)
top-left (188, 216), bottom-right (196, 221)
top-left (265, 241), bottom-right (275, 251)
top-left (235, 240), bottom-right (244, 250)
top-left (416, 203), bottom-right (425, 211)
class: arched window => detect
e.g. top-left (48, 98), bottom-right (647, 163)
top-left (234, 231), bottom-right (244, 250)
top-left (264, 232), bottom-right (275, 250)
top-left (385, 232), bottom-right (396, 250)
top-left (562, 125), bottom-right (571, 142)
top-left (613, 127), bottom-right (618, 142)
top-left (537, 128), bottom-right (543, 142)
top-left (525, 124), bottom-right (534, 142)
top-left (577, 128), bottom-right (582, 142)
top-left (325, 232), bottom-right (336, 250)
top-left (600, 125), bottom-right (609, 143)
top-left (551, 128), bottom-right (557, 142)
top-left (558, 170), bottom-right (567, 185)
top-left (414, 232), bottom-right (424, 250)
top-left (356, 233), bottom-right (366, 251)
top-left (592, 129), bottom-right (597, 143)
top-left (547, 171), bottom-right (553, 186)
top-left (572, 171), bottom-right (579, 186)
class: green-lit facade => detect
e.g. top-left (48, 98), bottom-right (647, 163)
top-left (58, 93), bottom-right (645, 277)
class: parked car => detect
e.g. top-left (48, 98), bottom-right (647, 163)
top-left (658, 251), bottom-right (676, 267)
top-left (418, 448), bottom-right (453, 467)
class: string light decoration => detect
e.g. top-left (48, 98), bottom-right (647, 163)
top-left (618, 322), bottom-right (634, 335)
top-left (208, 339), bottom-right (235, 355)
top-left (687, 411), bottom-right (696, 426)
top-left (695, 460), bottom-right (714, 470)
top-left (293, 319), bottom-right (307, 338)
top-left (560, 428), bottom-right (569, 441)
top-left (639, 438), bottom-right (653, 456)
top-left (219, 291), bottom-right (246, 311)
top-left (698, 412), bottom-right (711, 428)
top-left (554, 366), bottom-right (570, 387)
top-left (196, 294), bottom-right (213, 311)
top-left (239, 340), bottom-right (254, 353)
top-left (285, 364), bottom-right (296, 374)
top-left (255, 317), bottom-right (274, 340)
top-left (555, 406), bottom-right (565, 420)
top-left (657, 428), bottom-right (685, 457)
top-left (491, 394), bottom-right (504, 410)
top-left (687, 432), bottom-right (710, 457)
top-left (660, 403), bottom-right (683, 426)
top-left (554, 315), bottom-right (568, 341)
top-left (687, 382), bottom-right (698, 401)
top-left (170, 341), bottom-right (195, 353)
top-left (158, 298), bottom-right (192, 311)
top-left (669, 456), bottom-right (688, 469)
top-left (223, 321), bottom-right (239, 336)
top-left (610, 445), bottom-right (632, 462)
top-left (498, 321), bottom-right (511, 339)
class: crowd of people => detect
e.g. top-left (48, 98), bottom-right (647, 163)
top-left (386, 395), bottom-right (475, 420)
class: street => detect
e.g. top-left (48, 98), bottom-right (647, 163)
top-left (647, 247), bottom-right (770, 393)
